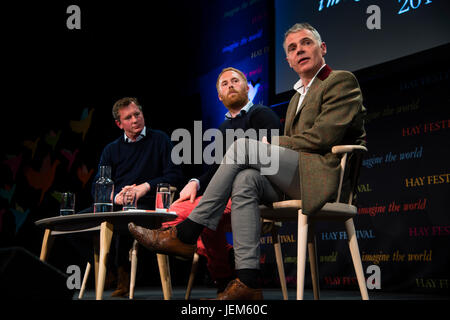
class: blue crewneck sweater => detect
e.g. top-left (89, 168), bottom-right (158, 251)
top-left (92, 129), bottom-right (183, 209)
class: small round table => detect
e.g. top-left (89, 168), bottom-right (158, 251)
top-left (35, 210), bottom-right (177, 300)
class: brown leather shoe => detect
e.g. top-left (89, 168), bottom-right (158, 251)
top-left (215, 278), bottom-right (263, 300)
top-left (215, 276), bottom-right (236, 294)
top-left (128, 223), bottom-right (196, 259)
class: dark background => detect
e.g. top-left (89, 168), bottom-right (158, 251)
top-left (1, 0), bottom-right (449, 296)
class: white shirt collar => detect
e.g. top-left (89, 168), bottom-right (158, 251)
top-left (225, 101), bottom-right (254, 119)
top-left (124, 126), bottom-right (146, 143)
top-left (293, 64), bottom-right (326, 94)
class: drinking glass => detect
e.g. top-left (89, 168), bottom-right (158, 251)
top-left (60, 192), bottom-right (75, 216)
top-left (123, 190), bottom-right (137, 211)
top-left (155, 183), bottom-right (171, 212)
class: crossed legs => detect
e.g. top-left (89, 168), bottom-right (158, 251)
top-left (129, 138), bottom-right (300, 298)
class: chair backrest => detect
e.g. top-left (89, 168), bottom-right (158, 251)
top-left (169, 186), bottom-right (177, 205)
top-left (333, 146), bottom-right (368, 205)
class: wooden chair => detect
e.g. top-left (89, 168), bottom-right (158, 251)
top-left (79, 186), bottom-right (177, 300)
top-left (259, 145), bottom-right (369, 300)
top-left (184, 252), bottom-right (200, 300)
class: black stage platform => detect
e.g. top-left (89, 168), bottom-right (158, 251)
top-left (77, 286), bottom-right (448, 300)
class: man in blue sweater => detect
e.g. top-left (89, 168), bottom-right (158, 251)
top-left (93, 97), bottom-right (183, 296)
top-left (94, 97), bottom-right (183, 209)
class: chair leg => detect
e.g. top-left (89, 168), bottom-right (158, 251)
top-left (345, 218), bottom-right (369, 300)
top-left (39, 229), bottom-right (54, 261)
top-left (96, 221), bottom-right (113, 300)
top-left (185, 252), bottom-right (199, 300)
top-left (272, 229), bottom-right (288, 300)
top-left (129, 240), bottom-right (139, 299)
top-left (157, 254), bottom-right (172, 300)
top-left (93, 235), bottom-right (99, 294)
top-left (307, 223), bottom-right (320, 300)
top-left (297, 212), bottom-right (309, 300)
top-left (78, 262), bottom-right (91, 299)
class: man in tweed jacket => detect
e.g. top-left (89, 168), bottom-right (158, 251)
top-left (129, 22), bottom-right (366, 299)
top-left (279, 23), bottom-right (367, 215)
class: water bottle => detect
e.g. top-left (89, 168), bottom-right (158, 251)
top-left (94, 165), bottom-right (114, 213)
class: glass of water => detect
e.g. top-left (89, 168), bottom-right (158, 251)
top-left (60, 192), bottom-right (75, 216)
top-left (123, 190), bottom-right (137, 211)
top-left (155, 183), bottom-right (171, 212)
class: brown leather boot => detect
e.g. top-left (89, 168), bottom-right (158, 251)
top-left (104, 270), bottom-right (116, 290)
top-left (111, 266), bottom-right (129, 297)
top-left (215, 278), bottom-right (263, 300)
top-left (128, 223), bottom-right (196, 259)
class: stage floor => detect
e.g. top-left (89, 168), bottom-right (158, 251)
top-left (77, 286), bottom-right (448, 300)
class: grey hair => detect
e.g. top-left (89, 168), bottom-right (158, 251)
top-left (283, 23), bottom-right (323, 54)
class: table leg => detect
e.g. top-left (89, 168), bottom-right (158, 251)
top-left (39, 229), bottom-right (54, 261)
top-left (96, 221), bottom-right (113, 300)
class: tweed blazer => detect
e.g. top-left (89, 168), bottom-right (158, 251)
top-left (277, 65), bottom-right (366, 215)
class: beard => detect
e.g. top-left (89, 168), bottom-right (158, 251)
top-left (221, 91), bottom-right (248, 110)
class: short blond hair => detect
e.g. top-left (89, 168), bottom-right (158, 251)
top-left (216, 67), bottom-right (248, 93)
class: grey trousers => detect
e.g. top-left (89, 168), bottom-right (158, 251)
top-left (189, 138), bottom-right (300, 270)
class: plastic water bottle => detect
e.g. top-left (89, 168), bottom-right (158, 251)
top-left (94, 165), bottom-right (114, 213)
